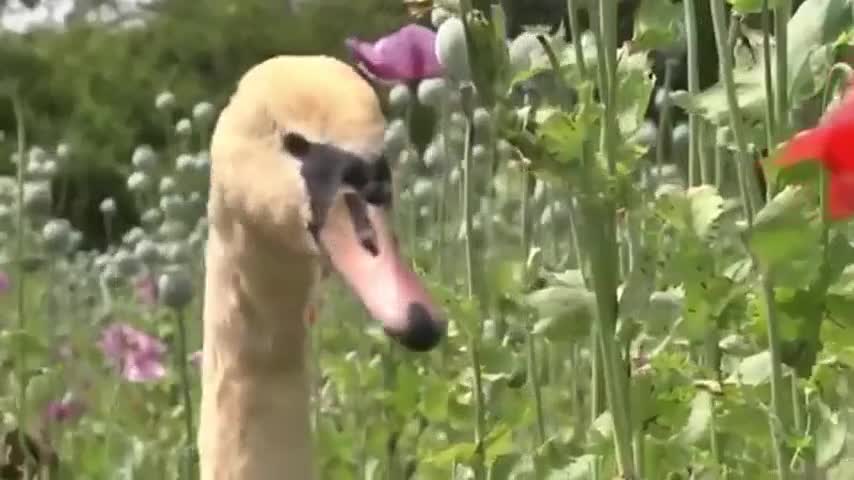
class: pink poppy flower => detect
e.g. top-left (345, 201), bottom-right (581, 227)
top-left (44, 395), bottom-right (84, 423)
top-left (345, 24), bottom-right (444, 82)
top-left (98, 323), bottom-right (167, 382)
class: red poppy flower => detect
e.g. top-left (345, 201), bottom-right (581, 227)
top-left (776, 79), bottom-right (854, 220)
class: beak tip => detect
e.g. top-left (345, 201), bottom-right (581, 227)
top-left (390, 302), bottom-right (446, 352)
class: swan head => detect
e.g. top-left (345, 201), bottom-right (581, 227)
top-left (209, 55), bottom-right (445, 351)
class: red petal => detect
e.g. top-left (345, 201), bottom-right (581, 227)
top-left (827, 171), bottom-right (854, 220)
top-left (776, 127), bottom-right (831, 167)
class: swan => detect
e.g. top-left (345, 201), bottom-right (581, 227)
top-left (198, 55), bottom-right (446, 480)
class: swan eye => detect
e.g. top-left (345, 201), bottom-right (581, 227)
top-left (282, 132), bottom-right (310, 157)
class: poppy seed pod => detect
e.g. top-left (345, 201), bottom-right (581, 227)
top-left (99, 198), bottom-right (117, 216)
top-left (159, 220), bottom-right (190, 241)
top-left (417, 78), bottom-right (449, 108)
top-left (473, 108), bottom-right (491, 133)
top-left (508, 31), bottom-right (543, 73)
top-left (127, 171), bottom-right (153, 192)
top-left (141, 208), bottom-right (163, 228)
top-left (383, 119), bottom-right (409, 155)
top-left (56, 143), bottom-right (70, 161)
top-left (193, 153), bottom-right (211, 174)
top-left (131, 145), bottom-right (158, 171)
top-left (176, 154), bottom-right (195, 173)
top-left (28, 146), bottom-right (48, 164)
top-left (23, 182), bottom-right (52, 216)
top-left (175, 118), bottom-right (192, 137)
top-left (113, 248), bottom-right (142, 278)
top-left (101, 263), bottom-right (123, 288)
top-left (412, 178), bottom-right (433, 199)
top-left (160, 194), bottom-right (186, 220)
top-left (435, 17), bottom-right (471, 83)
top-left (159, 177), bottom-right (177, 195)
top-left (160, 240), bottom-right (192, 264)
top-left (192, 101), bottom-right (214, 122)
top-left (42, 218), bottom-right (72, 255)
top-left (135, 238), bottom-right (161, 265)
top-left (716, 126), bottom-right (733, 147)
top-left (39, 160), bottom-right (58, 180)
top-left (472, 144), bottom-right (489, 163)
top-left (155, 91), bottom-right (176, 111)
top-left (422, 140), bottom-right (445, 168)
top-left (388, 84), bottom-right (412, 113)
top-left (158, 265), bottom-right (194, 309)
top-left (123, 227), bottom-right (145, 246)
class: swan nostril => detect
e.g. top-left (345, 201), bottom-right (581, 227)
top-left (391, 303), bottom-right (445, 352)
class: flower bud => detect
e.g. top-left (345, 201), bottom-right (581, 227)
top-left (159, 219), bottom-right (189, 241)
top-left (159, 176), bottom-right (178, 195)
top-left (435, 17), bottom-right (471, 82)
top-left (160, 194), bottom-right (186, 220)
top-left (56, 143), bottom-right (70, 161)
top-left (471, 144), bottom-right (489, 163)
top-left (158, 265), bottom-right (194, 309)
top-left (422, 141), bottom-right (445, 168)
top-left (123, 227), bottom-right (145, 246)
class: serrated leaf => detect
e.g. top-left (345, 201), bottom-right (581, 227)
top-left (725, 350), bottom-right (773, 386)
top-left (815, 399), bottom-right (847, 468)
top-left (633, 0), bottom-right (684, 50)
top-left (747, 185), bottom-right (821, 272)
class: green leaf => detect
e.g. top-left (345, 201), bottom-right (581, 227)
top-left (525, 285), bottom-right (595, 342)
top-left (679, 390), bottom-right (713, 444)
top-left (815, 399), bottom-right (847, 468)
top-left (655, 184), bottom-right (725, 239)
top-left (725, 350), bottom-right (773, 386)
top-left (727, 0), bottom-right (786, 14)
top-left (747, 185), bottom-right (822, 275)
top-left (633, 0), bottom-right (684, 50)
top-left (537, 110), bottom-right (587, 164)
top-left (420, 376), bottom-right (450, 422)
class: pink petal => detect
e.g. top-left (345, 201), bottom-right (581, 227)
top-left (346, 24), bottom-right (443, 81)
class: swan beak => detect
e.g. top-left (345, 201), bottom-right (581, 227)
top-left (315, 191), bottom-right (446, 351)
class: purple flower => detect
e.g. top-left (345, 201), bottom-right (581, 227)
top-left (0, 271), bottom-right (10, 294)
top-left (345, 24), bottom-right (444, 82)
top-left (98, 322), bottom-right (167, 382)
top-left (44, 395), bottom-right (84, 423)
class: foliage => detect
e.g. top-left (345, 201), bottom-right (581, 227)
top-left (1, 0), bottom-right (854, 479)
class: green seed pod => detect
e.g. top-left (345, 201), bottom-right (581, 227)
top-left (141, 208), bottom-right (163, 228)
top-left (56, 143), bottom-right (71, 161)
top-left (123, 227), bottom-right (145, 246)
top-left (131, 145), bottom-right (158, 171)
top-left (127, 171), bottom-right (152, 192)
top-left (99, 198), bottom-right (117, 216)
top-left (159, 219), bottom-right (189, 241)
top-left (135, 238), bottom-right (161, 264)
top-left (155, 91), bottom-right (176, 111)
top-left (508, 31), bottom-right (542, 73)
top-left (435, 17), bottom-right (471, 83)
top-left (113, 248), bottom-right (141, 278)
top-left (633, 120), bottom-right (658, 147)
top-left (0, 205), bottom-right (12, 232)
top-left (383, 119), bottom-right (409, 155)
top-left (422, 139), bottom-right (445, 168)
top-left (416, 78), bottom-right (449, 108)
top-left (497, 139), bottom-right (514, 160)
top-left (23, 182), bottom-right (52, 216)
top-left (159, 176), bottom-right (178, 195)
top-left (449, 166), bottom-right (461, 184)
top-left (28, 146), bottom-right (48, 165)
top-left (160, 240), bottom-right (191, 263)
top-left (175, 118), bottom-right (192, 137)
top-left (158, 265), bottom-right (194, 309)
top-left (471, 144), bottom-right (489, 163)
top-left (716, 126), bottom-right (733, 147)
top-left (388, 84), bottom-right (411, 113)
top-left (101, 263), bottom-right (123, 289)
top-left (473, 108), bottom-right (492, 134)
top-left (39, 160), bottom-right (58, 180)
top-left (412, 178), bottom-right (433, 199)
top-left (42, 218), bottom-right (72, 255)
top-left (68, 230), bottom-right (83, 252)
top-left (176, 154), bottom-right (195, 173)
top-left (192, 101), bottom-right (214, 122)
top-left (193, 153), bottom-right (211, 175)
top-left (160, 194), bottom-right (186, 220)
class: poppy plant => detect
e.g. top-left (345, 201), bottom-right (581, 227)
top-left (98, 322), bottom-right (167, 382)
top-left (346, 24), bottom-right (444, 82)
top-left (776, 80), bottom-right (854, 220)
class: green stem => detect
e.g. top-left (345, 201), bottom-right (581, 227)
top-left (566, 0), bottom-right (589, 78)
top-left (761, 0), bottom-right (778, 147)
top-left (759, 272), bottom-right (791, 480)
top-left (461, 85), bottom-right (486, 480)
top-left (657, 61), bottom-right (676, 178)
top-left (174, 308), bottom-right (197, 480)
top-left (774, 1), bottom-right (791, 137)
top-left (685, 0), bottom-right (701, 186)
